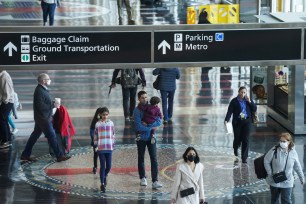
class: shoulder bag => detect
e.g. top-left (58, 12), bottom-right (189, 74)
top-left (153, 75), bottom-right (161, 90)
top-left (272, 151), bottom-right (289, 183)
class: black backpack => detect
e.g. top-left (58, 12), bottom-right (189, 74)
top-left (254, 146), bottom-right (278, 179)
top-left (120, 69), bottom-right (140, 88)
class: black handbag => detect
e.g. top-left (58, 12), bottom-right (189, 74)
top-left (272, 171), bottom-right (287, 183)
top-left (180, 187), bottom-right (195, 198)
top-left (251, 111), bottom-right (259, 124)
top-left (153, 75), bottom-right (161, 90)
top-left (272, 151), bottom-right (289, 183)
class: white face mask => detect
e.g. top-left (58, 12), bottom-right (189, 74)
top-left (46, 79), bottom-right (51, 86)
top-left (280, 141), bottom-right (289, 149)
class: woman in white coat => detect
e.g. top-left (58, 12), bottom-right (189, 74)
top-left (171, 147), bottom-right (205, 204)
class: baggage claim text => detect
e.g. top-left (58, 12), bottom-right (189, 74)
top-left (31, 36), bottom-right (119, 61)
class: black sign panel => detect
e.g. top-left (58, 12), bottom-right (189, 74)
top-left (155, 29), bottom-right (301, 62)
top-left (0, 32), bottom-right (151, 65)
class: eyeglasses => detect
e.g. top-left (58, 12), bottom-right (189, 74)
top-left (280, 140), bottom-right (288, 143)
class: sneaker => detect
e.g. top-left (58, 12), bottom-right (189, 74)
top-left (140, 178), bottom-right (147, 186)
top-left (125, 117), bottom-right (130, 121)
top-left (93, 167), bottom-right (97, 174)
top-left (163, 120), bottom-right (168, 124)
top-left (12, 129), bottom-right (19, 135)
top-left (0, 142), bottom-right (12, 149)
top-left (100, 184), bottom-right (106, 193)
top-left (129, 116), bottom-right (134, 120)
top-left (152, 181), bottom-right (163, 189)
top-left (56, 155), bottom-right (71, 162)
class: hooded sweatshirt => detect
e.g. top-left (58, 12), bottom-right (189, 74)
top-left (0, 71), bottom-right (14, 105)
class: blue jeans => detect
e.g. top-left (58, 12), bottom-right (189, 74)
top-left (270, 185), bottom-right (292, 204)
top-left (137, 140), bottom-right (158, 182)
top-left (41, 1), bottom-right (56, 26)
top-left (121, 86), bottom-right (137, 118)
top-left (160, 90), bottom-right (175, 121)
top-left (8, 112), bottom-right (16, 129)
top-left (98, 152), bottom-right (112, 184)
top-left (0, 102), bottom-right (13, 142)
top-left (21, 119), bottom-right (63, 158)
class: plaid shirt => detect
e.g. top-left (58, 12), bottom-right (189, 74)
top-left (94, 119), bottom-right (115, 151)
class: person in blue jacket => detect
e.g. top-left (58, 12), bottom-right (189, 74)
top-left (224, 86), bottom-right (257, 163)
top-left (152, 68), bottom-right (180, 124)
top-left (133, 90), bottom-right (162, 189)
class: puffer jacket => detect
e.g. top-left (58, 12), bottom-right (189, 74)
top-left (264, 145), bottom-right (305, 188)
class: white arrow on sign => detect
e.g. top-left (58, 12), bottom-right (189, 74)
top-left (4, 42), bottom-right (17, 57)
top-left (158, 40), bottom-right (170, 55)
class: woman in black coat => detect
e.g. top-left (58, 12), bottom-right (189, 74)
top-left (224, 86), bottom-right (257, 163)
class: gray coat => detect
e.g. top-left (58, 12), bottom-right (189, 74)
top-left (152, 68), bottom-right (180, 91)
top-left (264, 145), bottom-right (305, 188)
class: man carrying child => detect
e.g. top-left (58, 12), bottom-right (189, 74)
top-left (133, 91), bottom-right (163, 189)
top-left (136, 96), bottom-right (162, 144)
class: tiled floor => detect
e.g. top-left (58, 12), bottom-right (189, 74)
top-left (0, 1), bottom-right (305, 204)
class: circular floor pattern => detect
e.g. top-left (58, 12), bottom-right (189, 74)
top-left (20, 144), bottom-right (269, 200)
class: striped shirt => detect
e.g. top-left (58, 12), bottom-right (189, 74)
top-left (94, 119), bottom-right (115, 151)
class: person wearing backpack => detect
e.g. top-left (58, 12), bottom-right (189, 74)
top-left (264, 132), bottom-right (305, 204)
top-left (111, 69), bottom-right (146, 121)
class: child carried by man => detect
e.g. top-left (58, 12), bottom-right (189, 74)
top-left (136, 96), bottom-right (162, 144)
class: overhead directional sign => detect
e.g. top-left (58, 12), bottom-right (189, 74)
top-left (0, 25), bottom-right (305, 68)
top-left (0, 32), bottom-right (151, 65)
top-left (154, 29), bottom-right (302, 63)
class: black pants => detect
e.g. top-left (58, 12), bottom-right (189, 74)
top-left (93, 147), bottom-right (98, 168)
top-left (0, 102), bottom-right (14, 143)
top-left (121, 86), bottom-right (137, 118)
top-left (232, 118), bottom-right (251, 161)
